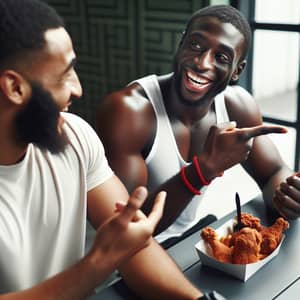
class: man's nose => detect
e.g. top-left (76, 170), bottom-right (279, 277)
top-left (194, 50), bottom-right (214, 70)
top-left (70, 71), bottom-right (83, 98)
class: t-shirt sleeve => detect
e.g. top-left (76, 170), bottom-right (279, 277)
top-left (62, 113), bottom-right (114, 191)
top-left (86, 131), bottom-right (113, 191)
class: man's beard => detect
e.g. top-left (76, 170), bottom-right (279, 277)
top-left (173, 70), bottom-right (205, 107)
top-left (15, 83), bottom-right (69, 154)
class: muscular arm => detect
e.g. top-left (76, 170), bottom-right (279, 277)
top-left (0, 256), bottom-right (114, 300)
top-left (96, 84), bottom-right (151, 192)
top-left (87, 175), bottom-right (202, 300)
top-left (96, 85), bottom-right (206, 233)
top-left (224, 86), bottom-right (294, 214)
top-left (0, 185), bottom-right (165, 300)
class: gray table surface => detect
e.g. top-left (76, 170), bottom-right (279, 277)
top-left (88, 195), bottom-right (300, 300)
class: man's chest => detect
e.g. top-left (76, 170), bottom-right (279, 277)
top-left (0, 149), bottom-right (83, 248)
top-left (171, 112), bottom-right (217, 161)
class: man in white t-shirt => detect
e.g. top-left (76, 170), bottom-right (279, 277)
top-left (0, 0), bottom-right (205, 299)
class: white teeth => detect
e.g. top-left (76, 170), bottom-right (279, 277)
top-left (187, 71), bottom-right (209, 85)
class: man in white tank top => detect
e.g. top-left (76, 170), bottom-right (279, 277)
top-left (97, 5), bottom-right (300, 245)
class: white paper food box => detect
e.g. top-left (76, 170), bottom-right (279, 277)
top-left (195, 219), bottom-right (285, 282)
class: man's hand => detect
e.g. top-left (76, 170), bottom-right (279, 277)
top-left (89, 186), bottom-right (166, 268)
top-left (200, 122), bottom-right (287, 180)
top-left (273, 172), bottom-right (300, 219)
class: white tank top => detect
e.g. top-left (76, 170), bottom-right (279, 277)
top-left (133, 74), bottom-right (233, 242)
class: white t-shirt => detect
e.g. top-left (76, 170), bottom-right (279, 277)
top-left (0, 113), bottom-right (113, 293)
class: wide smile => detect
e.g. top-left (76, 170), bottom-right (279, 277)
top-left (183, 69), bottom-right (214, 93)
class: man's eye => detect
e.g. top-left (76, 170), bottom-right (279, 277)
top-left (190, 40), bottom-right (201, 50)
top-left (216, 53), bottom-right (231, 64)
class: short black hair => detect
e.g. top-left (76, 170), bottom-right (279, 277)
top-left (0, 0), bottom-right (64, 69)
top-left (185, 5), bottom-right (251, 61)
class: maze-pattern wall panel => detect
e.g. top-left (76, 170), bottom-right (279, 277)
top-left (44, 0), bottom-right (209, 126)
top-left (141, 0), bottom-right (209, 75)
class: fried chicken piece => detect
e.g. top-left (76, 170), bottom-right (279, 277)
top-left (240, 212), bottom-right (262, 230)
top-left (201, 227), bottom-right (232, 263)
top-left (221, 213), bottom-right (262, 248)
top-left (238, 213), bottom-right (289, 255)
top-left (220, 234), bottom-right (233, 247)
top-left (221, 213), bottom-right (262, 247)
top-left (231, 227), bottom-right (262, 264)
top-left (259, 217), bottom-right (289, 255)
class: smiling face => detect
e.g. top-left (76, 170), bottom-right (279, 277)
top-left (173, 16), bottom-right (246, 106)
top-left (14, 27), bottom-right (82, 152)
top-left (25, 27), bottom-right (82, 112)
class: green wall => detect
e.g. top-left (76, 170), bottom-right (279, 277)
top-left (43, 0), bottom-right (221, 126)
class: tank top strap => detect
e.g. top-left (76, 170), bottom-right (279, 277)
top-left (214, 92), bottom-right (230, 123)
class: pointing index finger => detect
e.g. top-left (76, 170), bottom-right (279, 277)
top-left (242, 125), bottom-right (287, 141)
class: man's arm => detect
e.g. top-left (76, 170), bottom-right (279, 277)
top-left (0, 186), bottom-right (165, 300)
top-left (87, 175), bottom-right (202, 300)
top-left (248, 134), bottom-right (300, 219)
top-left (97, 86), bottom-right (213, 233)
top-left (225, 85), bottom-right (300, 219)
top-left (96, 84), bottom-right (153, 192)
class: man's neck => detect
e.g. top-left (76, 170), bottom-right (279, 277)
top-left (0, 141), bottom-right (28, 166)
top-left (0, 124), bottom-right (28, 166)
top-left (0, 105), bottom-right (29, 165)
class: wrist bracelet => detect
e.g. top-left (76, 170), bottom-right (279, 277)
top-left (180, 166), bottom-right (201, 195)
top-left (192, 156), bottom-right (211, 185)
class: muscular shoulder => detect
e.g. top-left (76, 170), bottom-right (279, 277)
top-left (96, 83), bottom-right (155, 153)
top-left (223, 85), bottom-right (263, 127)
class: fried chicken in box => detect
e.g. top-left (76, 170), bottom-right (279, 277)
top-left (200, 213), bottom-right (289, 264)
top-left (239, 213), bottom-right (289, 256)
top-left (231, 227), bottom-right (262, 264)
top-left (201, 227), bottom-right (232, 263)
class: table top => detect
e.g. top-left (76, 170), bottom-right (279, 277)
top-left (274, 277), bottom-right (300, 299)
top-left (88, 195), bottom-right (300, 300)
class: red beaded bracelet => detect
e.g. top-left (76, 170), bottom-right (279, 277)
top-left (192, 156), bottom-right (211, 186)
top-left (180, 165), bottom-right (201, 195)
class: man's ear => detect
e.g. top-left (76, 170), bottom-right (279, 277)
top-left (231, 60), bottom-right (246, 83)
top-left (0, 70), bottom-right (31, 105)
